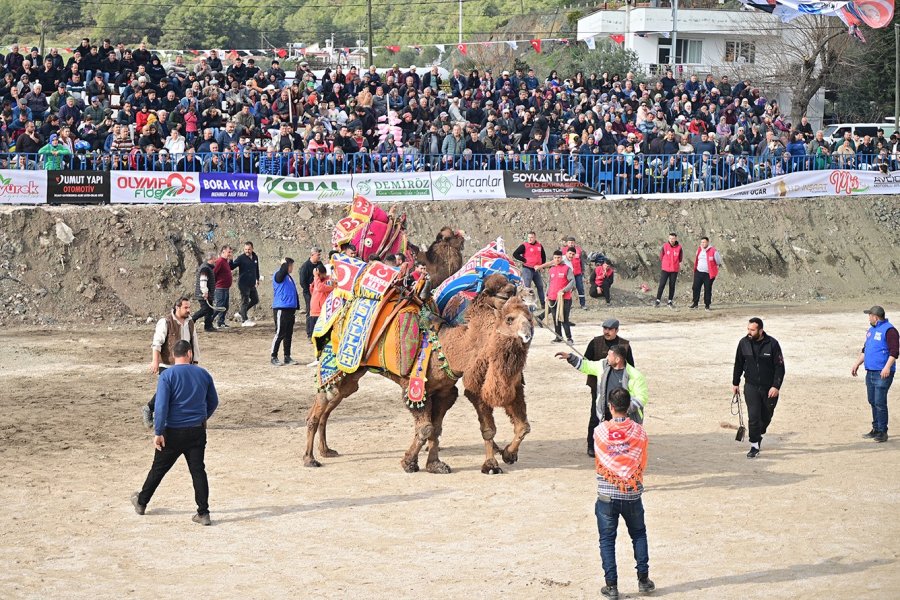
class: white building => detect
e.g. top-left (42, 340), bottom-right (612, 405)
top-left (576, 5), bottom-right (825, 128)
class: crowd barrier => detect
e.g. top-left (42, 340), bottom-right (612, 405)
top-left (1, 152), bottom-right (898, 204)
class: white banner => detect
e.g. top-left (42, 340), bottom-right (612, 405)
top-left (352, 172), bottom-right (434, 201)
top-left (0, 170), bottom-right (47, 205)
top-left (110, 171), bottom-right (201, 204)
top-left (257, 174), bottom-right (354, 203)
top-left (430, 170), bottom-right (506, 201)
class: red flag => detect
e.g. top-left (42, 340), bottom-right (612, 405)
top-left (386, 45), bottom-right (401, 53)
top-left (530, 38), bottom-right (542, 53)
top-left (457, 43), bottom-right (467, 55)
top-left (610, 34), bottom-right (625, 45)
top-left (276, 48), bottom-right (288, 58)
top-left (189, 49), bottom-right (200, 55)
top-left (227, 49), bottom-right (239, 60)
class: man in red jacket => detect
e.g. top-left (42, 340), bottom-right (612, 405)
top-left (212, 245), bottom-right (235, 329)
top-left (689, 236), bottom-right (724, 311)
top-left (547, 250), bottom-right (575, 344)
top-left (562, 236), bottom-right (588, 310)
top-left (654, 233), bottom-right (682, 309)
top-left (513, 231), bottom-right (547, 313)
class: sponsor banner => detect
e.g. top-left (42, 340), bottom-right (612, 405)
top-left (352, 172), bottom-right (433, 200)
top-left (431, 170), bottom-right (506, 200)
top-left (504, 170), bottom-right (603, 199)
top-left (110, 171), bottom-right (200, 204)
top-left (200, 173), bottom-right (258, 203)
top-left (47, 171), bottom-right (109, 205)
top-left (0, 170), bottom-right (47, 205)
top-left (258, 174), bottom-right (353, 203)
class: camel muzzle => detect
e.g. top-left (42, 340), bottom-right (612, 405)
top-left (518, 324), bottom-right (534, 344)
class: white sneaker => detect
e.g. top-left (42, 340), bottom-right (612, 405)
top-left (241, 320), bottom-right (256, 327)
top-left (233, 313), bottom-right (243, 323)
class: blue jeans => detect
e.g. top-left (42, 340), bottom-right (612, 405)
top-left (595, 496), bottom-right (649, 584)
top-left (574, 273), bottom-right (586, 307)
top-left (214, 288), bottom-right (230, 326)
top-left (521, 267), bottom-right (545, 309)
top-left (866, 370), bottom-right (894, 433)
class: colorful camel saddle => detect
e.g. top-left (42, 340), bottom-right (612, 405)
top-left (332, 195), bottom-right (407, 261)
top-left (433, 239), bottom-right (523, 323)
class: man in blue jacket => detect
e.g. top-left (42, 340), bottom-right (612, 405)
top-left (132, 340), bottom-right (219, 525)
top-left (852, 306), bottom-right (898, 443)
top-left (271, 257), bottom-right (300, 366)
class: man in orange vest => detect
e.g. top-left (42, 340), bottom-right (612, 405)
top-left (562, 236), bottom-right (588, 310)
top-left (513, 231), bottom-right (547, 312)
top-left (654, 233), bottom-right (682, 308)
top-left (547, 250), bottom-right (575, 344)
top-left (689, 236), bottom-right (724, 311)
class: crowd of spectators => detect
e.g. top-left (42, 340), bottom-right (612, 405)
top-left (1, 38), bottom-right (898, 193)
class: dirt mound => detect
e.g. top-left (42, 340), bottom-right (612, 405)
top-left (1, 197), bottom-right (898, 326)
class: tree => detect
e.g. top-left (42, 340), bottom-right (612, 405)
top-left (829, 24), bottom-right (896, 122)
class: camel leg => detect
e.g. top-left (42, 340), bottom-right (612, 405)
top-left (304, 371), bottom-right (364, 467)
top-left (400, 402), bottom-right (434, 473)
top-left (317, 372), bottom-right (363, 458)
top-left (500, 383), bottom-right (531, 465)
top-left (425, 387), bottom-right (458, 474)
top-left (465, 389), bottom-right (503, 474)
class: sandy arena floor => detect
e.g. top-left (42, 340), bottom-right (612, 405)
top-left (1, 303), bottom-right (898, 599)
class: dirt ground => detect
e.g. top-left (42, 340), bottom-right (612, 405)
top-left (1, 301), bottom-right (898, 599)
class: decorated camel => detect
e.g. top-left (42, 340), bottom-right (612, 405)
top-left (306, 271), bottom-right (534, 474)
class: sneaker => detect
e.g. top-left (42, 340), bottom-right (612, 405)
top-left (587, 448), bottom-right (595, 458)
top-left (747, 446), bottom-right (760, 459)
top-left (551, 338), bottom-right (562, 344)
top-left (141, 405), bottom-right (153, 429)
top-left (638, 576), bottom-right (656, 594)
top-left (566, 338), bottom-right (574, 345)
top-left (233, 313), bottom-right (243, 323)
top-left (580, 305), bottom-right (588, 310)
top-left (241, 320), bottom-right (256, 327)
top-left (705, 306), bottom-right (712, 311)
top-left (862, 428), bottom-right (878, 438)
top-left (601, 584), bottom-right (619, 599)
top-left (666, 300), bottom-right (674, 309)
top-left (654, 299), bottom-right (660, 308)
top-left (271, 357), bottom-right (282, 366)
top-left (130, 492), bottom-right (146, 515)
top-left (218, 323), bottom-right (230, 329)
top-left (192, 513), bottom-right (212, 526)
top-left (874, 431), bottom-right (888, 443)
top-left (204, 327), bottom-right (216, 333)
top-left (689, 303), bottom-right (698, 309)
top-left (283, 357), bottom-right (298, 365)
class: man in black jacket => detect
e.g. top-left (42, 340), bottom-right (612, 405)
top-left (192, 252), bottom-right (219, 332)
top-left (732, 317), bottom-right (785, 458)
top-left (232, 241), bottom-right (261, 327)
top-left (584, 319), bottom-right (635, 457)
top-left (297, 247), bottom-right (322, 335)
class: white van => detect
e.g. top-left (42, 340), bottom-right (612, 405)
top-left (823, 123), bottom-right (895, 145)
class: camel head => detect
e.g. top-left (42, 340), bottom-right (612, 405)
top-left (436, 227), bottom-right (466, 253)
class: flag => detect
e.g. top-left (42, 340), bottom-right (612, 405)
top-left (506, 40), bottom-right (518, 50)
top-left (585, 36), bottom-right (596, 50)
top-left (386, 45), bottom-right (401, 53)
top-left (276, 48), bottom-right (288, 58)
top-left (530, 38), bottom-right (541, 53)
top-left (457, 43), bottom-right (467, 55)
top-left (435, 44), bottom-right (446, 53)
top-left (610, 34), bottom-right (625, 44)
top-left (227, 49), bottom-right (239, 60)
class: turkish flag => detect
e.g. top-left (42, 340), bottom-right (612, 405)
top-left (386, 45), bottom-right (401, 53)
top-left (227, 49), bottom-right (239, 60)
top-left (457, 43), bottom-right (467, 55)
top-left (276, 48), bottom-right (288, 58)
top-left (530, 38), bottom-right (542, 53)
top-left (610, 34), bottom-right (625, 45)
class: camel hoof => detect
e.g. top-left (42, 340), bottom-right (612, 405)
top-left (303, 458), bottom-right (322, 468)
top-left (426, 461), bottom-right (452, 474)
top-left (401, 460), bottom-right (420, 473)
top-left (481, 460), bottom-right (504, 475)
top-left (501, 448), bottom-right (518, 465)
top-left (321, 448), bottom-right (340, 458)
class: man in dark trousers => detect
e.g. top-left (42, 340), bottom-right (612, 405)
top-left (271, 257), bottom-right (299, 366)
top-left (654, 232), bottom-right (682, 309)
top-left (131, 340), bottom-right (219, 526)
top-left (191, 251), bottom-right (219, 332)
top-left (141, 296), bottom-right (201, 428)
top-left (297, 246), bottom-right (322, 317)
top-left (851, 305), bottom-right (897, 443)
top-left (732, 317), bottom-right (785, 458)
top-left (232, 241), bottom-right (261, 327)
top-left (584, 319), bottom-right (635, 457)
top-left (513, 231), bottom-right (546, 313)
top-left (212, 245), bottom-right (234, 329)
top-left (689, 236), bottom-right (724, 311)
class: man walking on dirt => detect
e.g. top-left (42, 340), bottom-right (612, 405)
top-left (232, 241), bottom-right (261, 327)
top-left (513, 231), bottom-right (546, 313)
top-left (141, 296), bottom-right (201, 428)
top-left (689, 237), bottom-right (723, 311)
top-left (547, 250), bottom-right (575, 345)
top-left (851, 306), bottom-right (897, 443)
top-left (583, 319), bottom-right (635, 457)
top-left (297, 246), bottom-right (322, 316)
top-left (131, 340), bottom-right (219, 526)
top-left (732, 318), bottom-right (785, 458)
top-left (192, 252), bottom-right (219, 333)
top-left (212, 246), bottom-right (234, 329)
top-left (271, 257), bottom-right (300, 366)
top-left (562, 236), bottom-right (588, 310)
top-left (654, 233), bottom-right (682, 309)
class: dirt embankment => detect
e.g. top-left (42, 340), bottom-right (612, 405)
top-left (1, 197), bottom-right (898, 326)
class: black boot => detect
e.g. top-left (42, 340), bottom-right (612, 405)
top-left (862, 428), bottom-right (878, 438)
top-left (638, 574), bottom-right (656, 594)
top-left (601, 583), bottom-right (619, 599)
top-left (874, 431), bottom-right (888, 443)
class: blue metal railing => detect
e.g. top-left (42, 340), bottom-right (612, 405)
top-left (1, 150), bottom-right (895, 194)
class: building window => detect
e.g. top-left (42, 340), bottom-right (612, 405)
top-left (657, 38), bottom-right (703, 65)
top-left (725, 40), bottom-right (756, 64)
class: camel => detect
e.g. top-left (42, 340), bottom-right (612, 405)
top-left (304, 274), bottom-right (534, 474)
top-left (415, 227), bottom-right (465, 288)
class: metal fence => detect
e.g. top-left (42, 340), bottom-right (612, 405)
top-left (2, 150), bottom-right (894, 195)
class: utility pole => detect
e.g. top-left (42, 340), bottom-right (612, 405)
top-left (671, 0), bottom-right (679, 67)
top-left (895, 23), bottom-right (899, 130)
top-left (367, 0), bottom-right (374, 67)
top-left (459, 0), bottom-right (463, 44)
top-left (39, 20), bottom-right (45, 56)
